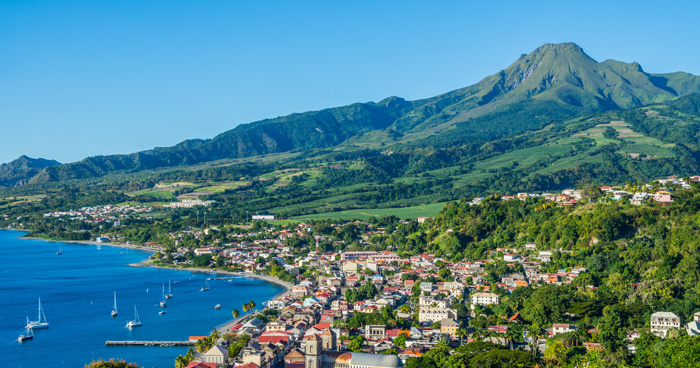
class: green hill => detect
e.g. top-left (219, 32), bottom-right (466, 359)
top-left (29, 42), bottom-right (700, 183)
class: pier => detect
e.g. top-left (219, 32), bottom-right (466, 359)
top-left (106, 340), bottom-right (195, 347)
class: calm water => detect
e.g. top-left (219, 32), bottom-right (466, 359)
top-left (0, 230), bottom-right (284, 368)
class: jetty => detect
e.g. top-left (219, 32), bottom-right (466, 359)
top-left (106, 340), bottom-right (195, 347)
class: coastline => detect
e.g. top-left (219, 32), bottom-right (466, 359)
top-left (2, 228), bottom-right (291, 342)
top-left (128, 260), bottom-right (293, 334)
top-left (0, 229), bottom-right (161, 253)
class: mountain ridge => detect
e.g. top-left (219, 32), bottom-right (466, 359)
top-left (8, 42), bottom-right (700, 184)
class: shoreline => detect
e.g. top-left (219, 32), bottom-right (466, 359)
top-left (0, 229), bottom-right (161, 253)
top-left (2, 228), bottom-right (292, 341)
top-left (129, 261), bottom-right (292, 334)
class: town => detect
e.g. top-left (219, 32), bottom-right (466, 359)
top-left (6, 177), bottom-right (700, 368)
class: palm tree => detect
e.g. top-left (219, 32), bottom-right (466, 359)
top-left (456, 329), bottom-right (467, 345)
top-left (242, 303), bottom-right (249, 313)
top-left (505, 328), bottom-right (519, 350)
top-left (249, 300), bottom-right (256, 310)
top-left (437, 339), bottom-right (448, 348)
top-left (232, 308), bottom-right (240, 319)
top-left (175, 355), bottom-right (188, 368)
top-left (211, 328), bottom-right (221, 342)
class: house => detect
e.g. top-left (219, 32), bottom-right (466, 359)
top-left (503, 254), bottom-right (520, 262)
top-left (186, 363), bottom-right (218, 368)
top-left (653, 192), bottom-right (673, 203)
top-left (651, 311), bottom-right (681, 338)
top-left (686, 311), bottom-right (700, 337)
top-left (202, 344), bottom-right (229, 366)
top-left (470, 292), bottom-right (500, 306)
top-left (551, 324), bottom-right (576, 336)
top-left (418, 308), bottom-right (458, 324)
top-left (420, 282), bottom-right (433, 293)
top-left (440, 318), bottom-right (459, 337)
top-left (525, 243), bottom-right (537, 250)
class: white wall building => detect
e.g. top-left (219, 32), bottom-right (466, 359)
top-left (651, 311), bottom-right (681, 338)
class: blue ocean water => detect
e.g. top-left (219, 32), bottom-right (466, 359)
top-left (0, 230), bottom-right (284, 368)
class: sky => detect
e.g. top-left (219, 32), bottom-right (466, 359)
top-left (1, 0), bottom-right (699, 164)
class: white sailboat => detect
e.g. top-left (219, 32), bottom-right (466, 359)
top-left (56, 245), bottom-right (63, 255)
top-left (111, 291), bottom-right (118, 317)
top-left (200, 279), bottom-right (210, 292)
top-left (165, 280), bottom-right (173, 299)
top-left (18, 318), bottom-right (34, 342)
top-left (26, 298), bottom-right (49, 329)
top-left (159, 284), bottom-right (167, 308)
top-left (125, 305), bottom-right (142, 328)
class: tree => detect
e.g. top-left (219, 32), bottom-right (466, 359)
top-left (603, 127), bottom-right (619, 140)
top-left (456, 329), bottom-right (467, 345)
top-left (395, 333), bottom-right (408, 348)
top-left (544, 340), bottom-right (567, 362)
top-left (232, 309), bottom-right (240, 319)
top-left (348, 336), bottom-right (366, 352)
top-left (210, 328), bottom-right (221, 342)
top-left (598, 306), bottom-right (626, 353)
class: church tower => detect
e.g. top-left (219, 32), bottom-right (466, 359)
top-left (321, 328), bottom-right (337, 350)
top-left (304, 333), bottom-right (322, 368)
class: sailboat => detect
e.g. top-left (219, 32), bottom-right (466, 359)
top-left (56, 245), bottom-right (63, 255)
top-left (111, 291), bottom-right (118, 317)
top-left (159, 284), bottom-right (167, 308)
top-left (200, 279), bottom-right (210, 292)
top-left (165, 280), bottom-right (173, 299)
top-left (26, 298), bottom-right (49, 329)
top-left (125, 305), bottom-right (142, 328)
top-left (17, 318), bottom-right (34, 342)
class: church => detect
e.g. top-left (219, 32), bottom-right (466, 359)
top-left (301, 329), bottom-right (404, 368)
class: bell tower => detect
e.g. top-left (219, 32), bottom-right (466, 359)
top-left (304, 334), bottom-right (322, 368)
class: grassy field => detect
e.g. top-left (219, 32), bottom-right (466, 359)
top-left (289, 201), bottom-right (448, 221)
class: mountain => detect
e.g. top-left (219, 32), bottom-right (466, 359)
top-left (0, 156), bottom-right (61, 188)
top-left (26, 43), bottom-right (700, 183)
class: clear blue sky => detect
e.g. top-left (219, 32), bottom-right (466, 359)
top-left (2, 0), bottom-right (699, 164)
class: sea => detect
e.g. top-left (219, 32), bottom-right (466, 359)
top-left (0, 230), bottom-right (285, 368)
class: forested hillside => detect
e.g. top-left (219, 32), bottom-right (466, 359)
top-left (6, 42), bottom-right (700, 185)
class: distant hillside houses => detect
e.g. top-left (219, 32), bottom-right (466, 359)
top-left (165, 199), bottom-right (215, 208)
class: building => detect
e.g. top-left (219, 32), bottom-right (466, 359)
top-left (686, 312), bottom-right (700, 337)
top-left (318, 352), bottom-right (404, 368)
top-left (651, 312), bottom-right (681, 338)
top-left (418, 308), bottom-right (458, 324)
top-left (365, 325), bottom-right (387, 340)
top-left (471, 292), bottom-right (500, 306)
top-left (551, 324), bottom-right (576, 336)
top-left (202, 344), bottom-right (229, 366)
top-left (252, 215), bottom-right (276, 221)
top-left (440, 318), bottom-right (459, 337)
top-left (341, 251), bottom-right (378, 261)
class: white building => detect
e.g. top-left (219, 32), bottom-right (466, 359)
top-left (551, 323), bottom-right (576, 336)
top-left (471, 292), bottom-right (500, 306)
top-left (651, 311), bottom-right (681, 338)
top-left (687, 311), bottom-right (700, 337)
top-left (252, 215), bottom-right (275, 221)
top-left (418, 308), bottom-right (457, 324)
top-left (202, 344), bottom-right (229, 365)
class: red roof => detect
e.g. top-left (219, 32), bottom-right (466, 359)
top-left (258, 335), bottom-right (290, 344)
top-left (312, 323), bottom-right (331, 330)
top-left (186, 363), bottom-right (217, 368)
top-left (235, 363), bottom-right (260, 368)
